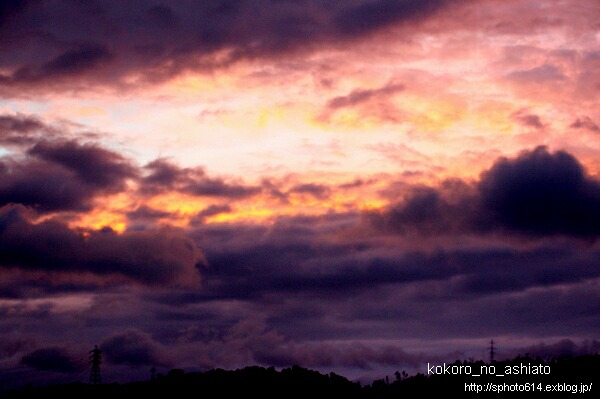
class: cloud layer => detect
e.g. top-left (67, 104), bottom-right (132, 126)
top-left (1, 0), bottom-right (600, 389)
top-left (372, 146), bottom-right (600, 237)
top-left (0, 0), bottom-right (454, 93)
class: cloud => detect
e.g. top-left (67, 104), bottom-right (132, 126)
top-left (0, 139), bottom-right (136, 212)
top-left (510, 109), bottom-right (545, 129)
top-left (141, 158), bottom-right (261, 199)
top-left (0, 159), bottom-right (100, 212)
top-left (507, 64), bottom-right (567, 83)
top-left (339, 178), bottom-right (375, 190)
top-left (140, 159), bottom-right (191, 193)
top-left (0, 0), bottom-right (38, 28)
top-left (189, 211), bottom-right (598, 304)
top-left (570, 116), bottom-right (600, 133)
top-left (289, 183), bottom-right (331, 199)
top-left (197, 227), bottom-right (600, 302)
top-left (41, 45), bottom-right (113, 77)
top-left (326, 83), bottom-right (405, 110)
top-left (371, 146), bottom-right (600, 237)
top-left (191, 204), bottom-right (233, 225)
top-left (101, 329), bottom-right (170, 368)
top-left (0, 338), bottom-right (34, 360)
top-left (478, 146), bottom-right (600, 236)
top-left (255, 342), bottom-right (432, 370)
top-left (188, 204), bottom-right (233, 226)
top-left (0, 205), bottom-right (205, 286)
top-left (0, 1), bottom-right (454, 92)
top-left (144, 201), bottom-right (600, 356)
top-left (126, 205), bottom-right (173, 221)
top-left (318, 82), bottom-right (406, 124)
top-left (0, 116), bottom-right (260, 212)
top-left (181, 318), bottom-right (437, 370)
top-left (0, 113), bottom-right (100, 147)
top-left (9, 44), bottom-right (114, 84)
top-left (367, 142), bottom-right (431, 169)
top-left (0, 114), bottom-right (48, 146)
top-left (513, 339), bottom-right (600, 359)
top-left (28, 140), bottom-right (137, 189)
top-left (333, 0), bottom-right (451, 37)
top-left (21, 346), bottom-right (82, 373)
top-left (182, 178), bottom-right (261, 199)
top-left (3, 2), bottom-right (600, 387)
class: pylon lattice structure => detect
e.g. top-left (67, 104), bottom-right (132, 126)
top-left (489, 340), bottom-right (496, 363)
top-left (89, 345), bottom-right (102, 385)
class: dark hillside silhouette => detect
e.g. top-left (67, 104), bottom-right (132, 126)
top-left (6, 355), bottom-right (600, 398)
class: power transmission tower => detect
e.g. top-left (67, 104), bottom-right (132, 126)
top-left (89, 345), bottom-right (102, 385)
top-left (489, 340), bottom-right (496, 363)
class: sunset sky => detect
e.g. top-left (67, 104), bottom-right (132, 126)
top-left (2, 0), bottom-right (600, 386)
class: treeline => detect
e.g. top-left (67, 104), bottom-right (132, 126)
top-left (7, 354), bottom-right (600, 398)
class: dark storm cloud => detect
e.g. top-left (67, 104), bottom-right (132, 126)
top-left (0, 113), bottom-right (100, 146)
top-left (0, 159), bottom-right (100, 211)
top-left (0, 0), bottom-right (38, 27)
top-left (370, 183), bottom-right (475, 235)
top-left (137, 274), bottom-right (600, 372)
top-left (28, 140), bottom-right (137, 188)
top-left (333, 0), bottom-right (451, 37)
top-left (446, 245), bottom-right (600, 296)
top-left (159, 148), bottom-right (600, 310)
top-left (570, 116), bottom-right (600, 133)
top-left (255, 342), bottom-right (432, 369)
top-left (8, 44), bottom-right (114, 84)
top-left (0, 204), bottom-right (205, 285)
top-left (478, 146), bottom-right (600, 235)
top-left (326, 83), bottom-right (405, 109)
top-left (180, 318), bottom-right (441, 370)
top-left (128, 317), bottom-right (446, 372)
top-left (21, 346), bottom-right (82, 373)
top-left (101, 329), bottom-right (170, 367)
top-left (0, 0), bottom-right (453, 91)
top-left (0, 124), bottom-right (261, 212)
top-left (195, 226), bottom-right (600, 302)
top-left (0, 139), bottom-right (136, 211)
top-left (141, 158), bottom-right (190, 192)
top-left (372, 146), bottom-right (600, 237)
top-left (41, 45), bottom-right (113, 77)
top-left (0, 338), bottom-right (33, 360)
top-left (141, 158), bottom-right (261, 199)
top-left (0, 114), bottom-right (48, 145)
top-left (0, 271), bottom-right (112, 299)
top-left (185, 212), bottom-right (388, 300)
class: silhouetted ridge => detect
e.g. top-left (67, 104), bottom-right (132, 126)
top-left (7, 355), bottom-right (600, 398)
top-left (6, 365), bottom-right (362, 399)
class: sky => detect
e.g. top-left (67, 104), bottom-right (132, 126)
top-left (1, 0), bottom-right (600, 387)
